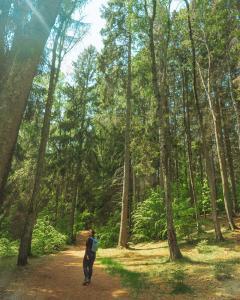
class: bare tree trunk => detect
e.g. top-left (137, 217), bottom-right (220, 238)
top-left (228, 64), bottom-right (240, 153)
top-left (54, 183), bottom-right (61, 226)
top-left (0, 1), bottom-right (61, 206)
top-left (119, 31), bottom-right (132, 248)
top-left (224, 126), bottom-right (238, 214)
top-left (198, 57), bottom-right (236, 230)
top-left (144, 0), bottom-right (182, 260)
top-left (199, 150), bottom-right (204, 187)
top-left (70, 185), bottom-right (79, 243)
top-left (182, 70), bottom-right (199, 232)
top-left (184, 0), bottom-right (223, 241)
top-left (18, 28), bottom-right (62, 266)
top-left (220, 99), bottom-right (238, 214)
top-left (0, 0), bottom-right (12, 77)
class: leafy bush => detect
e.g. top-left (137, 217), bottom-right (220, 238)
top-left (32, 217), bottom-right (67, 256)
top-left (74, 210), bottom-right (93, 233)
top-left (173, 198), bottom-right (196, 240)
top-left (132, 186), bottom-right (196, 243)
top-left (199, 178), bottom-right (211, 216)
top-left (0, 238), bottom-right (18, 257)
top-left (97, 211), bottom-right (120, 248)
top-left (132, 187), bottom-right (166, 242)
top-left (171, 182), bottom-right (197, 240)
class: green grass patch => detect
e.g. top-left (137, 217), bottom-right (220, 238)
top-left (99, 257), bottom-right (148, 297)
top-left (213, 262), bottom-right (234, 281)
top-left (0, 256), bottom-right (17, 274)
top-left (0, 256), bottom-right (18, 294)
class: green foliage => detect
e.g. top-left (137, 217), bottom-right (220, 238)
top-left (132, 187), bottom-right (166, 242)
top-left (170, 268), bottom-right (193, 294)
top-left (198, 178), bottom-right (211, 216)
top-left (196, 240), bottom-right (213, 254)
top-left (132, 186), bottom-right (196, 243)
top-left (171, 183), bottom-right (197, 240)
top-left (171, 268), bottom-right (186, 283)
top-left (173, 197), bottom-right (196, 240)
top-left (75, 210), bottom-right (93, 233)
top-left (0, 238), bottom-right (18, 257)
top-left (32, 217), bottom-right (67, 256)
top-left (97, 211), bottom-right (120, 248)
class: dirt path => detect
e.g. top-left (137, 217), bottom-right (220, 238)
top-left (2, 232), bottom-right (129, 300)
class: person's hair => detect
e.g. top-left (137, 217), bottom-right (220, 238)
top-left (90, 229), bottom-right (95, 236)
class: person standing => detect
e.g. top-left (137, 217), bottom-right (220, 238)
top-left (82, 229), bottom-right (98, 285)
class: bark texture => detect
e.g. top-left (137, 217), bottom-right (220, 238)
top-left (144, 0), bottom-right (182, 260)
top-left (119, 32), bottom-right (132, 248)
top-left (0, 0), bottom-right (61, 207)
top-left (184, 0), bottom-right (223, 240)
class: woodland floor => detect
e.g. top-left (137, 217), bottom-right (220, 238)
top-left (1, 218), bottom-right (240, 300)
top-left (0, 232), bottom-right (129, 300)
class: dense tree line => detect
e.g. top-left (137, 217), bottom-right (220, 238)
top-left (0, 0), bottom-right (239, 265)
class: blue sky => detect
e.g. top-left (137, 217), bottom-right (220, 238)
top-left (61, 0), bottom-right (182, 74)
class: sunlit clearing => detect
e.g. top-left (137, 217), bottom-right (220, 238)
top-left (25, 0), bottom-right (49, 32)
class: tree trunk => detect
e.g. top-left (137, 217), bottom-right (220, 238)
top-left (220, 98), bottom-right (238, 214)
top-left (0, 0), bottom-right (12, 78)
top-left (198, 150), bottom-right (204, 187)
top-left (118, 31), bottom-right (132, 248)
top-left (54, 183), bottom-right (61, 226)
top-left (223, 125), bottom-right (238, 214)
top-left (18, 211), bottom-right (36, 265)
top-left (228, 64), bottom-right (240, 154)
top-left (198, 56), bottom-right (236, 230)
top-left (70, 185), bottom-right (78, 243)
top-left (17, 27), bottom-right (62, 266)
top-left (144, 0), bottom-right (182, 260)
top-left (182, 70), bottom-right (199, 232)
top-left (184, 0), bottom-right (223, 241)
top-left (0, 1), bottom-right (61, 206)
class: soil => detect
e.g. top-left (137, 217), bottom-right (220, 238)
top-left (0, 232), bottom-right (129, 300)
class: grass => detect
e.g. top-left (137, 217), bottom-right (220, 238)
top-left (97, 217), bottom-right (240, 299)
top-left (0, 256), bottom-right (17, 273)
top-left (213, 261), bottom-right (234, 281)
top-left (0, 256), bottom-right (18, 295)
top-left (98, 257), bottom-right (149, 298)
top-left (171, 282), bottom-right (193, 294)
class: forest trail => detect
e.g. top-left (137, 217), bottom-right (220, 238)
top-left (1, 232), bottom-right (129, 300)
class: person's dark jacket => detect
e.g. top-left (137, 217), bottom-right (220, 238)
top-left (85, 237), bottom-right (94, 257)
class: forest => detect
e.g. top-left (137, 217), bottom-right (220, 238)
top-left (0, 0), bottom-right (240, 299)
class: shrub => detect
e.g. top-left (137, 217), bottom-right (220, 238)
top-left (170, 268), bottom-right (193, 294)
top-left (199, 178), bottom-right (211, 216)
top-left (74, 210), bottom-right (93, 233)
top-left (171, 182), bottom-right (197, 240)
top-left (97, 211), bottom-right (120, 248)
top-left (32, 217), bottom-right (67, 256)
top-left (0, 238), bottom-right (18, 257)
top-left (173, 198), bottom-right (196, 240)
top-left (132, 185), bottom-right (197, 243)
top-left (132, 187), bottom-right (166, 243)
